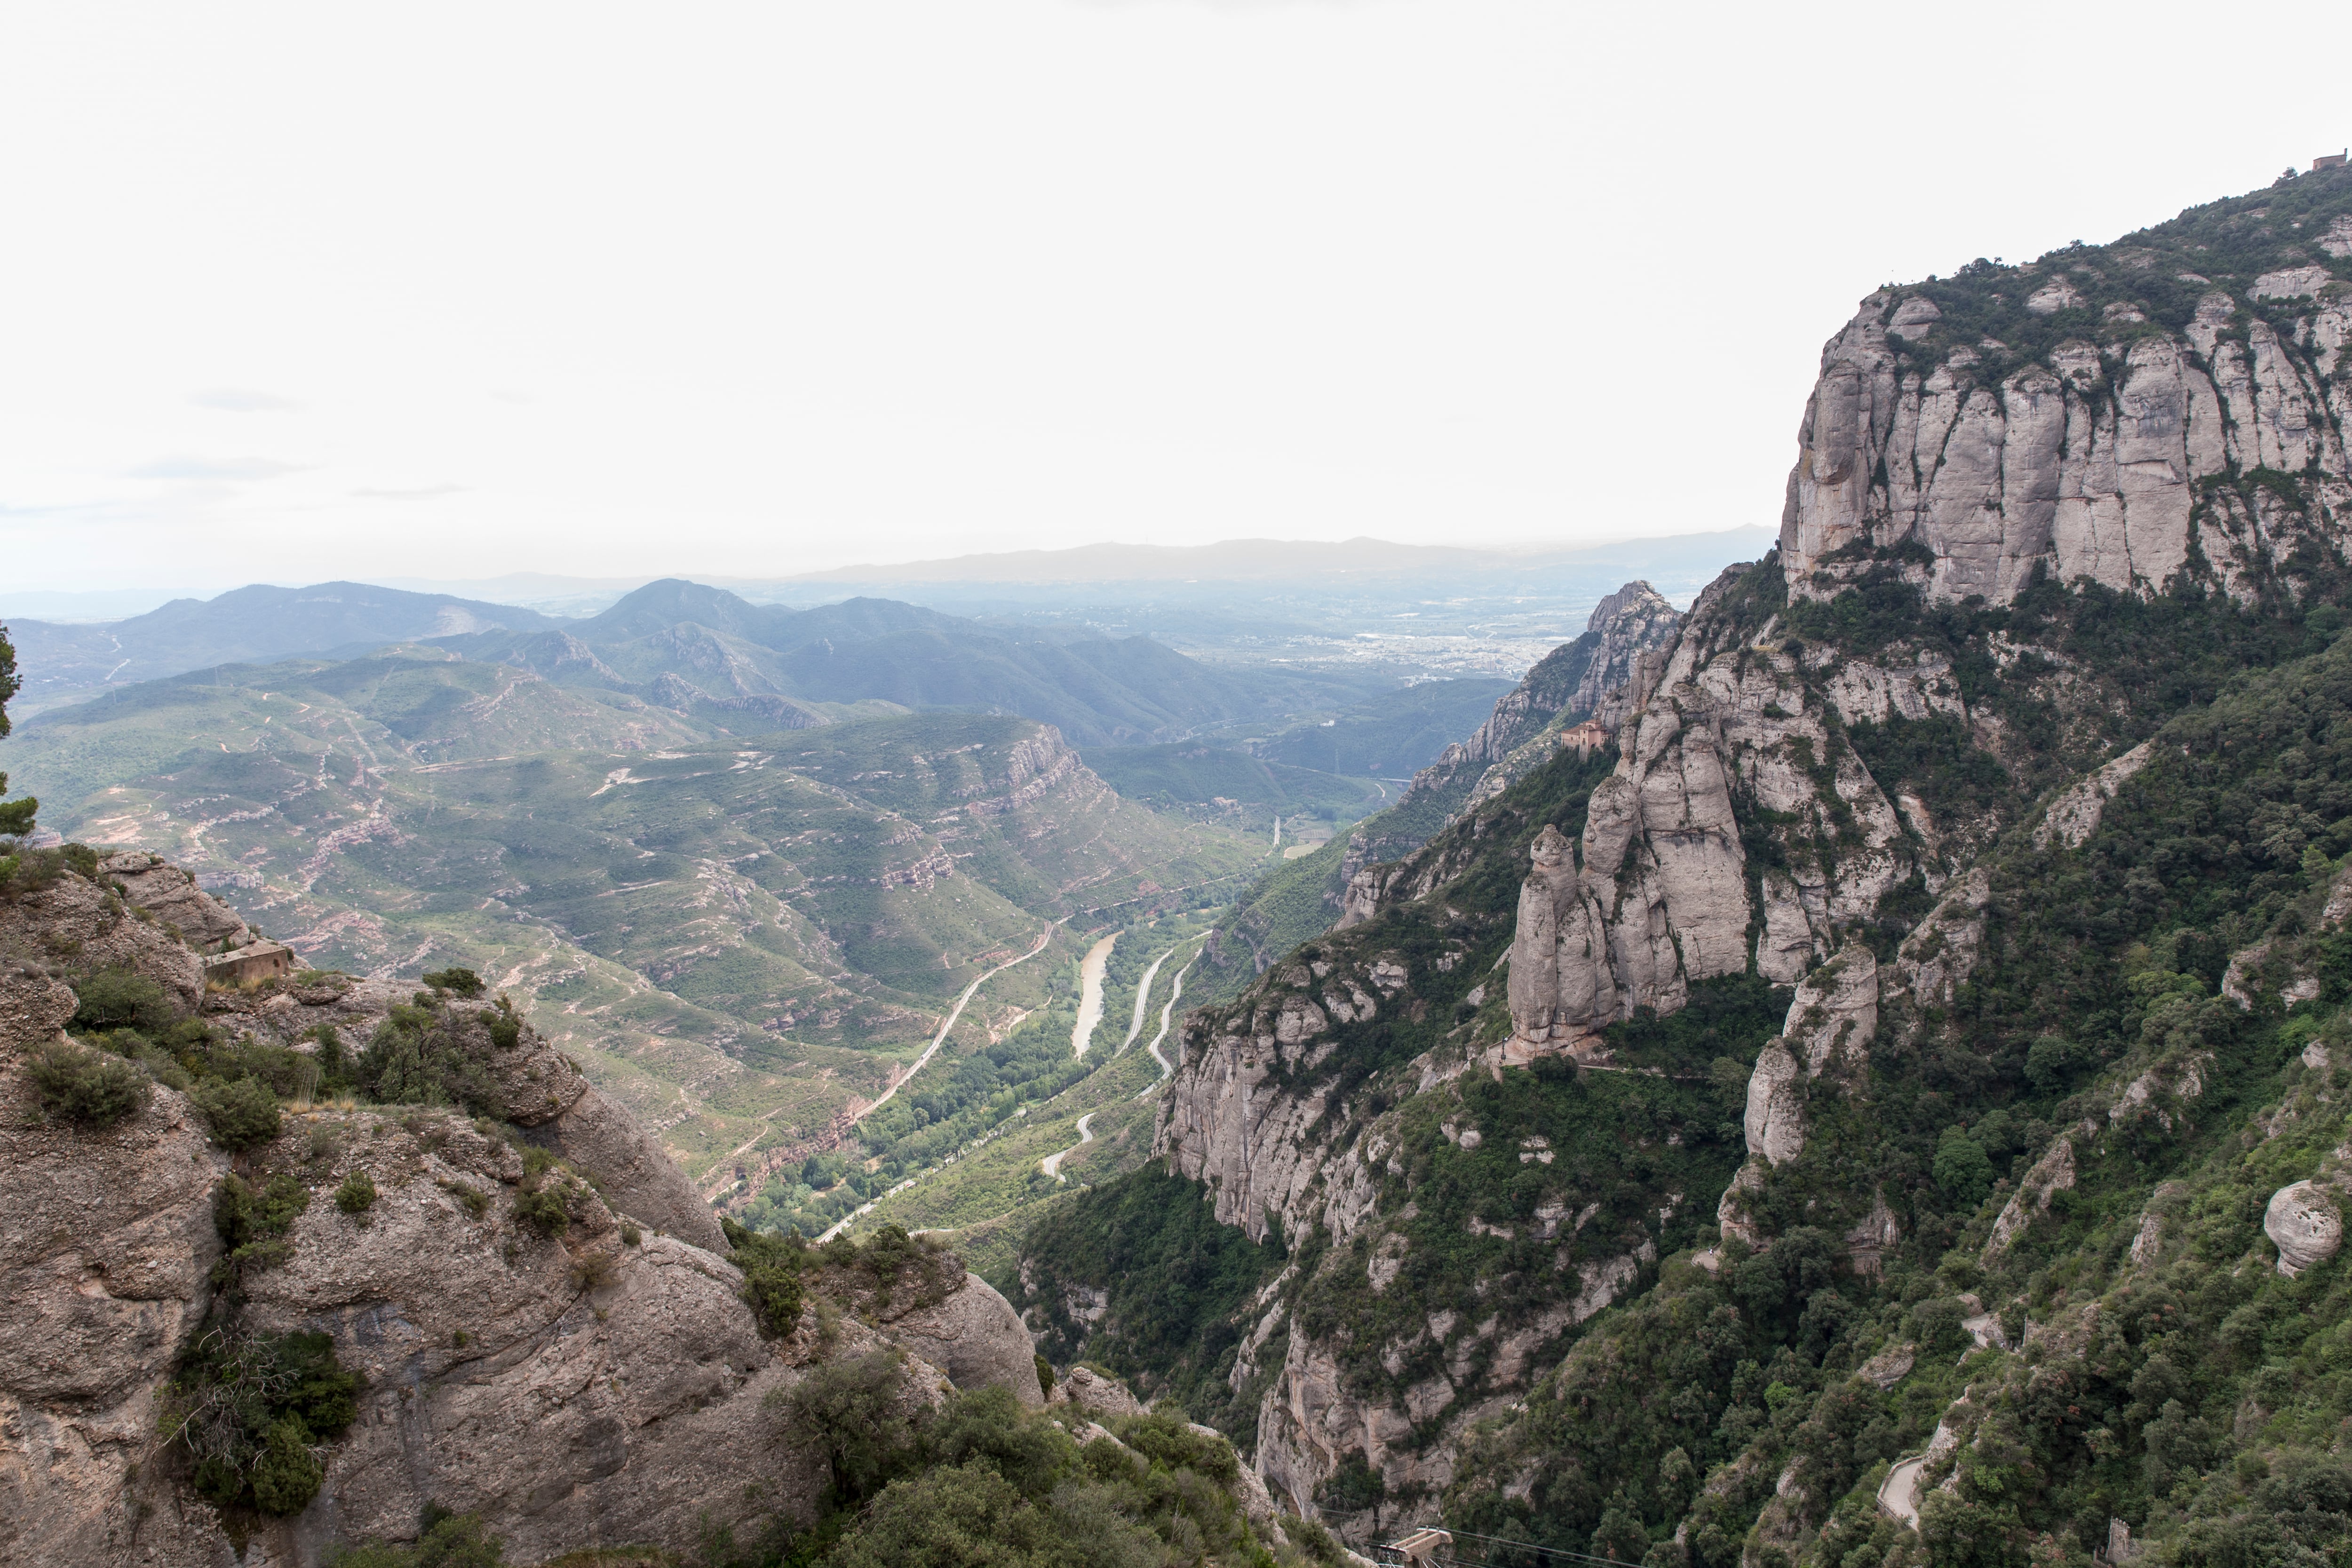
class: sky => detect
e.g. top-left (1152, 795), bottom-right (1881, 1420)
top-left (2, 1), bottom-right (2343, 596)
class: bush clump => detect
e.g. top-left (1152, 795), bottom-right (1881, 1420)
top-left (569, 1250), bottom-right (617, 1292)
top-left (511, 1185), bottom-right (570, 1238)
top-left (437, 1179), bottom-right (489, 1219)
top-left (421, 967), bottom-right (485, 999)
top-left (354, 1002), bottom-right (498, 1112)
top-left (27, 1036), bottom-right (150, 1126)
top-left (190, 1075), bottom-right (282, 1150)
top-left (510, 1149), bottom-right (582, 1240)
top-left (764, 1352), bottom-right (1267, 1568)
top-left (819, 1221), bottom-right (960, 1314)
top-left (334, 1169), bottom-right (377, 1219)
top-left (328, 1508), bottom-right (507, 1567)
top-left (213, 1173), bottom-right (311, 1286)
top-left (70, 967), bottom-right (174, 1033)
top-left (161, 1325), bottom-right (359, 1518)
top-left (722, 1216), bottom-right (810, 1337)
top-left (0, 845), bottom-right (64, 897)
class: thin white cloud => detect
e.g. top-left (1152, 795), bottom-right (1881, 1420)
top-left (127, 455), bottom-right (301, 481)
top-left (190, 387), bottom-right (300, 412)
top-left (355, 485), bottom-right (465, 501)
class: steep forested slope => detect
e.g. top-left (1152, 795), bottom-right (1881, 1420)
top-left (1015, 167), bottom-right (2352, 1568)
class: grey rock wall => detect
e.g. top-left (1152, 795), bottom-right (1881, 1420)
top-left (1779, 280), bottom-right (2352, 605)
top-left (0, 860), bottom-right (1040, 1567)
top-left (1502, 570), bottom-right (1935, 1053)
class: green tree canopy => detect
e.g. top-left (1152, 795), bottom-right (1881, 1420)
top-left (0, 622), bottom-right (32, 837)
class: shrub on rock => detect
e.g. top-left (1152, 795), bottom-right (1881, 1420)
top-left (27, 1036), bottom-right (150, 1126)
top-left (334, 1169), bottom-right (377, 1219)
top-left (190, 1075), bottom-right (281, 1149)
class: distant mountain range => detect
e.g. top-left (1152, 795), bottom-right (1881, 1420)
top-left (770, 529), bottom-right (1776, 587)
top-left (6, 575), bottom-right (1385, 744)
top-left (438, 579), bottom-right (1385, 747)
top-left (360, 527), bottom-right (1775, 602)
top-left (5, 581), bottom-right (558, 712)
top-left (8, 645), bottom-right (1266, 1186)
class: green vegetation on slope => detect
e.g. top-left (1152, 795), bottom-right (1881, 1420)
top-left (1018, 1166), bottom-right (1293, 1449)
top-left (1080, 742), bottom-right (1382, 828)
top-left (1252, 677), bottom-right (1514, 778)
top-left (1865, 162), bottom-right (2352, 396)
top-left (1192, 835), bottom-right (1351, 1004)
top-left (10, 654), bottom-right (1260, 1183)
top-left (1018, 744), bottom-right (1640, 1427)
top-left (1437, 626), bottom-right (2352, 1563)
top-left (338, 1357), bottom-right (1326, 1568)
top-left (1022, 533), bottom-right (2352, 1565)
top-left (772, 915), bottom-right (1214, 1262)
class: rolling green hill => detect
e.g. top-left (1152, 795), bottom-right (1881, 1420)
top-left (446, 578), bottom-right (1387, 747)
top-left (8, 649), bottom-right (1265, 1187)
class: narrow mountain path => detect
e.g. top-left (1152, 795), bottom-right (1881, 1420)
top-left (1135, 945), bottom-right (1202, 1098)
top-left (1119, 946), bottom-right (1177, 1053)
top-left (1877, 1454), bottom-right (1928, 1527)
top-left (1040, 1112), bottom-right (1096, 1180)
top-left (1070, 932), bottom-right (1118, 1058)
top-left (1268, 815), bottom-right (1282, 855)
top-left (858, 922), bottom-right (1058, 1122)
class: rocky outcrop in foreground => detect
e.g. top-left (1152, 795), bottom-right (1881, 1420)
top-left (0, 858), bottom-right (1042, 1568)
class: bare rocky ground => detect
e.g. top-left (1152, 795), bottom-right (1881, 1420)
top-left (0, 857), bottom-right (1046, 1568)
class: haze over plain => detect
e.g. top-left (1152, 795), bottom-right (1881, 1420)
top-left (4, 1), bottom-right (2343, 595)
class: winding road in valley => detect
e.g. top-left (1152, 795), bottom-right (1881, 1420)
top-left (1119, 945), bottom-right (1177, 1053)
top-left (1135, 945), bottom-right (1202, 1098)
top-left (1040, 1112), bottom-right (1096, 1180)
top-left (859, 923), bottom-right (1059, 1122)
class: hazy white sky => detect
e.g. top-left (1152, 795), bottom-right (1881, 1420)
top-left (3, 1), bottom-right (2341, 593)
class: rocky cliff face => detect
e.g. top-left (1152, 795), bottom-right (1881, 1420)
top-left (0, 859), bottom-right (1042, 1568)
top-left (1013, 170), bottom-right (2352, 1567)
top-left (1500, 563), bottom-right (1941, 1051)
top-left (1136, 746), bottom-right (1700, 1537)
top-left (1335, 581), bottom-right (1680, 919)
top-left (1780, 174), bottom-right (2352, 606)
top-left (1032, 172), bottom-right (2352, 1552)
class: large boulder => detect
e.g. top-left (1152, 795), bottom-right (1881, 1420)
top-left (882, 1272), bottom-right (1045, 1408)
top-left (2265, 1180), bottom-right (2344, 1277)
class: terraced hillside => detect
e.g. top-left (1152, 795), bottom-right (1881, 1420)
top-left (8, 649), bottom-right (1265, 1187)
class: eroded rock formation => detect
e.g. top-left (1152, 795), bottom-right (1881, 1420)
top-left (1502, 571), bottom-right (1938, 1052)
top-left (1338, 581), bottom-right (1682, 911)
top-left (0, 858), bottom-right (1042, 1568)
top-left (2265, 1178), bottom-right (2344, 1276)
top-left (1779, 278), bottom-right (2352, 605)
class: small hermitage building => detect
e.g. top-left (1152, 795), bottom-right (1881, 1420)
top-left (203, 939), bottom-right (296, 986)
top-left (1558, 718), bottom-right (1613, 756)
